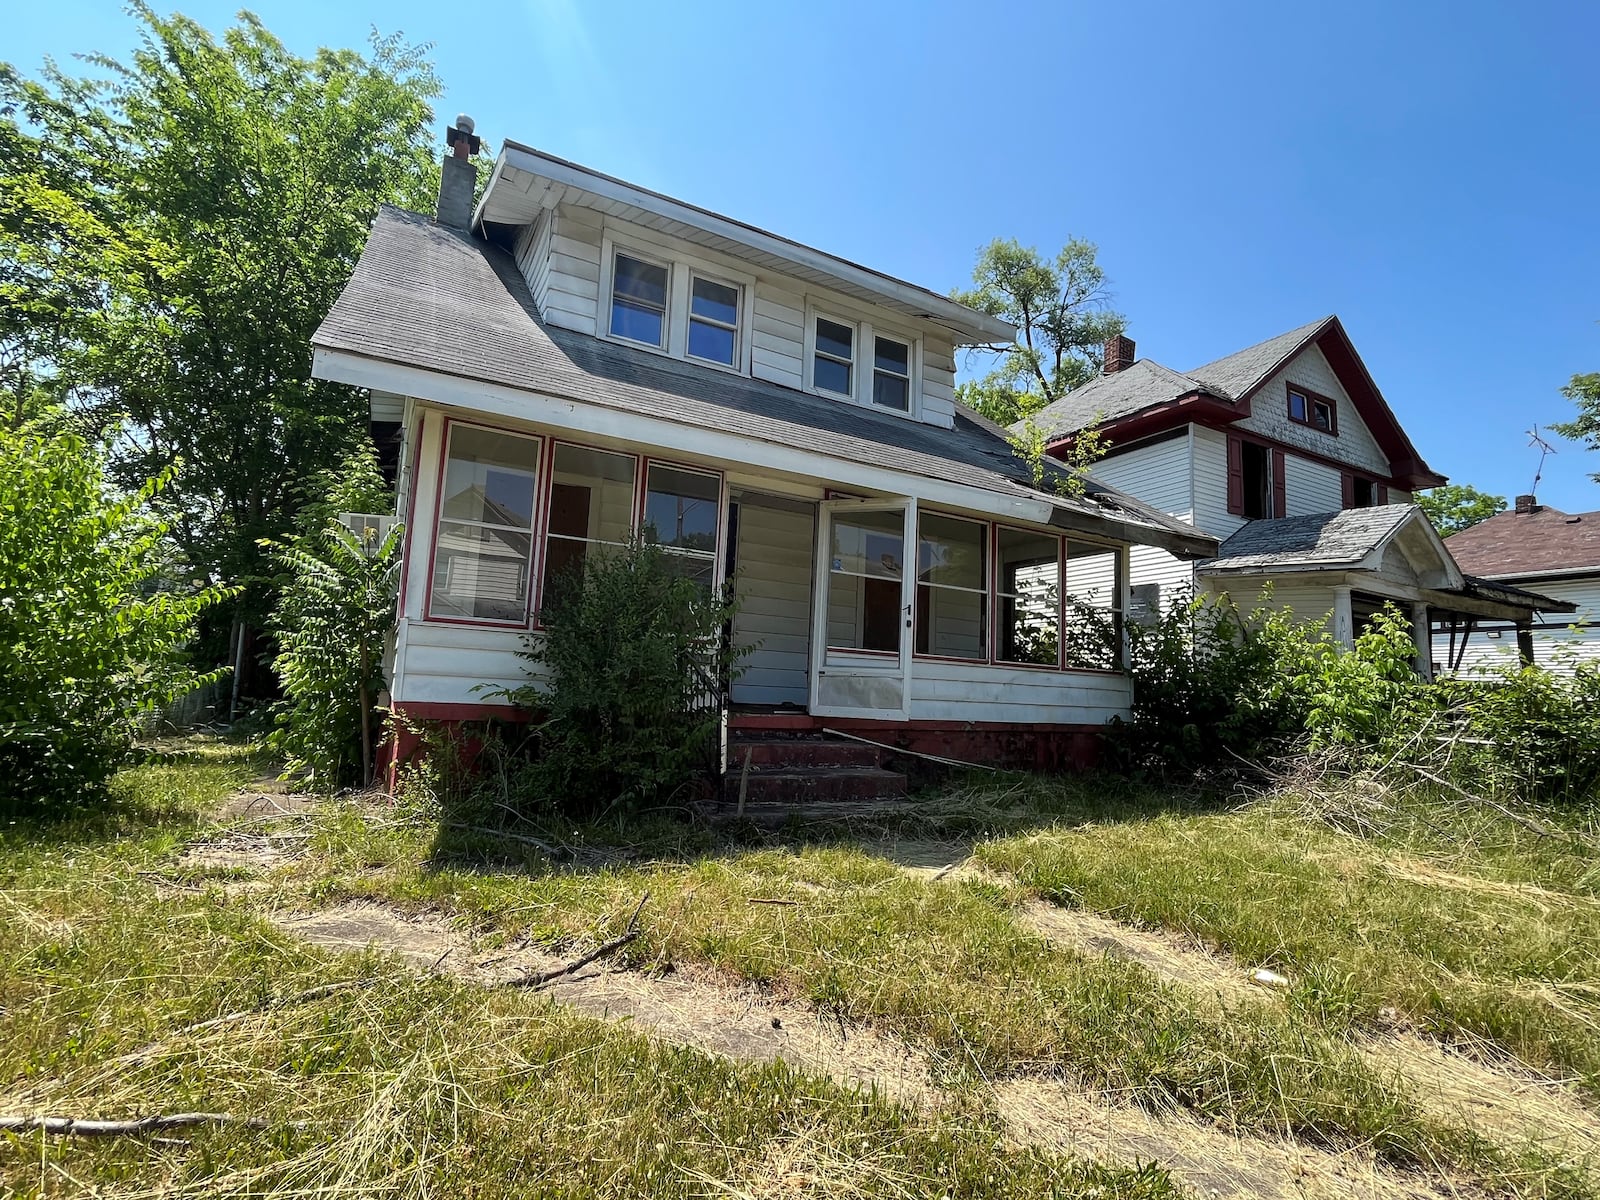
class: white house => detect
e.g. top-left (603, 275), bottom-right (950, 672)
top-left (1437, 495), bottom-right (1600, 674)
top-left (310, 121), bottom-right (1217, 781)
top-left (1021, 322), bottom-right (1567, 669)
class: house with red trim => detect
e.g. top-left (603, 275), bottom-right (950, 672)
top-left (309, 120), bottom-right (1219, 784)
top-left (1022, 322), bottom-right (1567, 669)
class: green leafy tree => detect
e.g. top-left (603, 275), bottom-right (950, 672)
top-left (1551, 371), bottom-right (1600, 482)
top-left (1416, 484), bottom-right (1506, 535)
top-left (0, 5), bottom-right (442, 683)
top-left (952, 238), bottom-right (1126, 425)
top-left (0, 428), bottom-right (229, 806)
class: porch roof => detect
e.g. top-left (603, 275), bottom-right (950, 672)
top-left (311, 207), bottom-right (1217, 560)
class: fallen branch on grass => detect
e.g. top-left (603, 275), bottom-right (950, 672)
top-left (0, 1113), bottom-right (269, 1139)
top-left (1410, 766), bottom-right (1600, 851)
top-left (445, 823), bottom-right (561, 856)
top-left (507, 893), bottom-right (649, 989)
top-left (746, 897), bottom-right (801, 906)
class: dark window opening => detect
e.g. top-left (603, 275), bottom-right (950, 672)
top-left (862, 577), bottom-right (901, 651)
top-left (1353, 477), bottom-right (1376, 507)
top-left (1241, 441), bottom-right (1272, 519)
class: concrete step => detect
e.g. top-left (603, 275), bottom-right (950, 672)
top-left (726, 737), bottom-right (882, 771)
top-left (721, 766), bottom-right (907, 806)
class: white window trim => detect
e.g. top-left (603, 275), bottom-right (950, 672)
top-left (802, 302), bottom-right (923, 422)
top-left (685, 271), bottom-right (744, 371)
top-left (598, 227), bottom-right (755, 376)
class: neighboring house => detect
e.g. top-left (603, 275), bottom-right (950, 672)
top-left (1021, 319), bottom-right (1565, 669)
top-left (1437, 495), bottom-right (1600, 673)
top-left (309, 121), bottom-right (1216, 775)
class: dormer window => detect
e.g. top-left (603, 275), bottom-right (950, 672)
top-left (873, 337), bottom-right (911, 412)
top-left (688, 275), bottom-right (739, 366)
top-left (610, 252), bottom-right (669, 348)
top-left (813, 318), bottom-right (855, 396)
top-left (1287, 385), bottom-right (1336, 434)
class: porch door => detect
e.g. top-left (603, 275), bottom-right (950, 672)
top-left (810, 498), bottom-right (915, 720)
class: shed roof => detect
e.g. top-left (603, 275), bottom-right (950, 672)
top-left (311, 207), bottom-right (1215, 558)
top-left (1443, 504), bottom-right (1600, 579)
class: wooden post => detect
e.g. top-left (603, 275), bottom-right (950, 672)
top-left (1410, 602), bottom-right (1432, 680)
top-left (1332, 586), bottom-right (1355, 649)
top-left (1517, 624), bottom-right (1536, 667)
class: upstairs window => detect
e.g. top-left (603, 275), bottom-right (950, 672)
top-left (814, 317), bottom-right (854, 396)
top-left (873, 336), bottom-right (911, 412)
top-left (1287, 385), bottom-right (1336, 434)
top-left (1227, 434), bottom-right (1286, 519)
top-left (610, 252), bottom-right (669, 348)
top-left (688, 275), bottom-right (740, 366)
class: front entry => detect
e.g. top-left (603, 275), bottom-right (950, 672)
top-left (810, 498), bottom-right (915, 720)
top-left (727, 493), bottom-right (816, 707)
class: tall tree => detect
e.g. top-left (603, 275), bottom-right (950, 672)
top-left (1550, 370), bottom-right (1600, 482)
top-left (1416, 484), bottom-right (1506, 535)
top-left (951, 238), bottom-right (1126, 426)
top-left (0, 5), bottom-right (441, 684)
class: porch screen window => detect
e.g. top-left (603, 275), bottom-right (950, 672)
top-left (872, 337), bottom-right (911, 411)
top-left (814, 318), bottom-right (854, 396)
top-left (997, 528), bottom-right (1061, 665)
top-left (643, 464), bottom-right (720, 590)
top-left (610, 253), bottom-right (669, 348)
top-left (1061, 542), bottom-right (1123, 670)
top-left (541, 445), bottom-right (638, 606)
top-left (687, 276), bottom-right (739, 366)
top-left (915, 514), bottom-right (987, 659)
top-left (826, 509), bottom-right (903, 653)
top-left (428, 425), bottom-right (542, 623)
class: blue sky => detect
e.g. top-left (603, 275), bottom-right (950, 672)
top-left (13, 0), bottom-right (1600, 510)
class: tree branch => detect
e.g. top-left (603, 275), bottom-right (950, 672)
top-left (506, 892), bottom-right (649, 989)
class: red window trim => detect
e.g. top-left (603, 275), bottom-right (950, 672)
top-left (1286, 382), bottom-right (1339, 436)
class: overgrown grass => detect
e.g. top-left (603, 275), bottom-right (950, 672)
top-left (0, 746), bottom-right (1176, 1199)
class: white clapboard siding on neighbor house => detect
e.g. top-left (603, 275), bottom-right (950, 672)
top-left (908, 660), bottom-right (1132, 724)
top-left (1090, 435), bottom-right (1199, 611)
top-left (730, 495), bottom-right (815, 706)
top-left (1452, 577), bottom-right (1600, 676)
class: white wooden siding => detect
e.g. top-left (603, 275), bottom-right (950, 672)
top-left (921, 337), bottom-right (957, 430)
top-left (1191, 426), bottom-right (1247, 540)
top-left (1204, 578), bottom-right (1336, 632)
top-left (539, 206), bottom-right (602, 335)
top-left (1284, 455), bottom-right (1345, 516)
top-left (730, 495), bottom-right (814, 705)
top-left (1235, 344), bottom-right (1390, 476)
top-left (1451, 576), bottom-right (1600, 676)
top-left (394, 619), bottom-right (531, 705)
top-left (1091, 435), bottom-right (1193, 518)
top-left (909, 660), bottom-right (1131, 724)
top-left (751, 285), bottom-right (805, 390)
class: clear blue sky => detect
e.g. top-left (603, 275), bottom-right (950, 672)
top-left (13, 0), bottom-right (1600, 511)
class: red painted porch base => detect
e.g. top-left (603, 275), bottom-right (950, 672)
top-left (380, 701), bottom-right (526, 793)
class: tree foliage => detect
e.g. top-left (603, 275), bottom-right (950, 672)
top-left (0, 4), bottom-right (441, 647)
top-left (0, 427), bottom-right (228, 806)
top-left (952, 238), bottom-right (1126, 425)
top-left (1416, 484), bottom-right (1506, 535)
top-left (1550, 371), bottom-right (1600, 482)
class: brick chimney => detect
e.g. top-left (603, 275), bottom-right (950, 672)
top-left (1103, 334), bottom-right (1136, 375)
top-left (435, 114), bottom-right (481, 231)
top-left (1514, 494), bottom-right (1541, 515)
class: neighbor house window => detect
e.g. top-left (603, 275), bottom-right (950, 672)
top-left (541, 444), bottom-right (638, 604)
top-left (1062, 541), bottom-right (1123, 670)
top-left (1287, 385), bottom-right (1335, 433)
top-left (813, 317), bottom-right (854, 396)
top-left (915, 513), bottom-right (987, 659)
top-left (610, 252), bottom-right (669, 348)
top-left (873, 336), bottom-right (911, 411)
top-left (687, 275), bottom-right (740, 366)
top-left (428, 424), bottom-right (542, 623)
top-left (997, 527), bottom-right (1060, 665)
top-left (643, 464), bottom-right (720, 590)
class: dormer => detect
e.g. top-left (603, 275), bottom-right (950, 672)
top-left (473, 142), bottom-right (1013, 430)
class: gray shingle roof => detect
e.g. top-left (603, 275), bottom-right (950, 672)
top-left (312, 207), bottom-right (1215, 557)
top-left (1200, 505), bottom-right (1415, 572)
top-left (1185, 316), bottom-right (1332, 399)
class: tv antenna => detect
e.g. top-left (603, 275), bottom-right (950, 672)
top-left (1527, 425), bottom-right (1557, 495)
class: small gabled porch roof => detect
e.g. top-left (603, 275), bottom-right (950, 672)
top-left (311, 207), bottom-right (1217, 560)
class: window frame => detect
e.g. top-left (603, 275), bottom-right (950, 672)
top-left (1060, 537), bottom-right (1128, 674)
top-left (423, 418), bottom-right (545, 629)
top-left (598, 228), bottom-right (754, 375)
top-left (803, 302), bottom-right (923, 421)
top-left (639, 458), bottom-right (725, 589)
top-left (1286, 382), bottom-right (1338, 435)
top-left (992, 522), bottom-right (1066, 670)
top-left (685, 271), bottom-right (743, 369)
top-left (605, 246), bottom-right (673, 351)
top-left (913, 511), bottom-right (990, 662)
top-left (871, 333), bottom-right (914, 413)
top-left (810, 313), bottom-right (856, 399)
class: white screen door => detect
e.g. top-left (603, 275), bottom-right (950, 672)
top-left (810, 498), bottom-right (914, 720)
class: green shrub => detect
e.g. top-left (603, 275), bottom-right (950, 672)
top-left (506, 539), bottom-right (745, 820)
top-left (0, 429), bottom-right (228, 806)
top-left (1433, 664), bottom-right (1600, 803)
top-left (1298, 606), bottom-right (1431, 751)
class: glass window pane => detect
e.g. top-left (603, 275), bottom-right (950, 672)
top-left (917, 514), bottom-right (985, 589)
top-left (830, 510), bottom-right (905, 578)
top-left (612, 254), bottom-right (667, 306)
top-left (430, 521), bottom-right (532, 622)
top-left (815, 355), bottom-right (851, 395)
top-left (644, 466), bottom-right (720, 552)
top-left (549, 445), bottom-right (637, 546)
top-left (1289, 390), bottom-right (1307, 421)
top-left (874, 337), bottom-right (909, 374)
top-left (1063, 542), bottom-right (1121, 670)
top-left (816, 318), bottom-right (854, 361)
top-left (998, 528), bottom-right (1059, 665)
top-left (827, 571), bottom-right (900, 652)
top-left (439, 427), bottom-right (540, 528)
top-left (688, 319), bottom-right (736, 365)
top-left (611, 299), bottom-right (665, 347)
top-left (691, 277), bottom-right (739, 326)
top-left (916, 583), bottom-right (986, 659)
top-left (873, 372), bottom-right (909, 411)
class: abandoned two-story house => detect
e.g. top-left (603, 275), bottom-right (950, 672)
top-left (310, 121), bottom-right (1217, 782)
top-left (1022, 319), bottom-right (1568, 670)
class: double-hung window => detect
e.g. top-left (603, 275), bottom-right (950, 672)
top-left (915, 514), bottom-right (987, 659)
top-left (643, 464), bottom-right (720, 590)
top-left (997, 527), bottom-right (1061, 665)
top-left (428, 425), bottom-right (542, 623)
top-left (873, 336), bottom-right (911, 412)
top-left (610, 252), bottom-right (669, 348)
top-left (813, 317), bottom-right (855, 396)
top-left (687, 275), bottom-right (740, 366)
top-left (541, 445), bottom-right (638, 605)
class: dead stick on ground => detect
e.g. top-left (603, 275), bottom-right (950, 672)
top-left (0, 1113), bottom-right (270, 1138)
top-left (746, 897), bottom-right (801, 906)
top-left (1411, 766), bottom-right (1598, 849)
top-left (508, 893), bottom-right (649, 989)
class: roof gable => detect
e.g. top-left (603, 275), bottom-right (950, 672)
top-left (1201, 503), bottom-right (1461, 589)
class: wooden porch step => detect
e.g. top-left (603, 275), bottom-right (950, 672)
top-left (725, 736), bottom-right (883, 771)
top-left (720, 766), bottom-right (907, 807)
